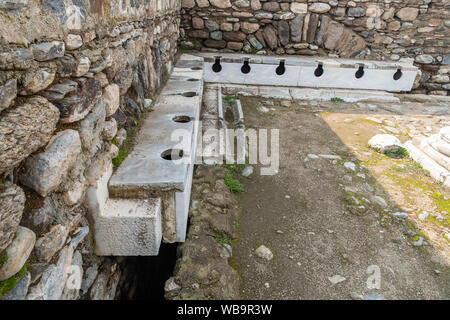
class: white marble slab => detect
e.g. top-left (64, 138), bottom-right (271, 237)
top-left (86, 161), bottom-right (162, 256)
top-left (200, 53), bottom-right (418, 92)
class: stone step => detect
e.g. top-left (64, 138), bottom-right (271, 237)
top-left (85, 161), bottom-right (162, 256)
top-left (416, 136), bottom-right (450, 172)
top-left (198, 53), bottom-right (418, 92)
top-left (404, 140), bottom-right (450, 188)
top-left (93, 198), bottom-right (162, 256)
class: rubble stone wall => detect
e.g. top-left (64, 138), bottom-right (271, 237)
top-left (0, 0), bottom-right (181, 300)
top-left (180, 0), bottom-right (449, 95)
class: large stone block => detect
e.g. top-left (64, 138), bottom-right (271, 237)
top-left (19, 66), bottom-right (56, 95)
top-left (94, 198), bottom-right (162, 256)
top-left (368, 134), bottom-right (403, 153)
top-left (85, 161), bottom-right (162, 256)
top-left (0, 226), bottom-right (36, 281)
top-left (0, 79), bottom-right (17, 112)
top-left (41, 80), bottom-right (78, 102)
top-left (26, 244), bottom-right (73, 300)
top-left (78, 99), bottom-right (106, 156)
top-left (53, 78), bottom-right (102, 123)
top-left (19, 130), bottom-right (82, 197)
top-left (102, 84), bottom-right (120, 117)
top-left (210, 0), bottom-right (231, 9)
top-left (323, 22), bottom-right (345, 50)
top-left (0, 184), bottom-right (25, 252)
top-left (0, 96), bottom-right (59, 174)
top-left (278, 20), bottom-right (290, 46)
top-left (263, 25), bottom-right (278, 49)
top-left (396, 7), bottom-right (419, 21)
top-left (290, 14), bottom-right (305, 43)
top-left (34, 224), bottom-right (69, 263)
top-left (31, 42), bottom-right (65, 62)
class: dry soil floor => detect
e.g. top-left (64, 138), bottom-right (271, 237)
top-left (230, 97), bottom-right (449, 300)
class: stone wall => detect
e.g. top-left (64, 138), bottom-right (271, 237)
top-left (0, 0), bottom-right (181, 300)
top-left (180, 0), bottom-right (449, 95)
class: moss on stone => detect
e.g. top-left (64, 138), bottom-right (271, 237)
top-left (0, 262), bottom-right (27, 299)
top-left (112, 148), bottom-right (128, 167)
top-left (228, 256), bottom-right (243, 281)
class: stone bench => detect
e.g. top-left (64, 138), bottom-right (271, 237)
top-left (87, 54), bottom-right (204, 256)
top-left (198, 52), bottom-right (418, 92)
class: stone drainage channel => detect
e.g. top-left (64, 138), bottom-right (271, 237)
top-left (96, 53), bottom-right (421, 299)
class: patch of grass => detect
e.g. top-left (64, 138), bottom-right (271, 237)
top-left (223, 164), bottom-right (246, 174)
top-left (432, 191), bottom-right (450, 218)
top-left (331, 97), bottom-right (344, 102)
top-left (224, 172), bottom-right (244, 193)
top-left (228, 256), bottom-right (243, 281)
top-left (409, 162), bottom-right (430, 176)
top-left (0, 263), bottom-right (27, 299)
top-left (112, 148), bottom-right (128, 167)
top-left (111, 137), bottom-right (119, 147)
top-left (224, 94), bottom-right (239, 106)
top-left (385, 169), bottom-right (450, 227)
top-left (232, 220), bottom-right (239, 228)
top-left (215, 234), bottom-right (232, 245)
top-left (385, 147), bottom-right (409, 159)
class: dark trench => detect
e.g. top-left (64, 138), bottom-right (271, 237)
top-left (118, 242), bottom-right (179, 300)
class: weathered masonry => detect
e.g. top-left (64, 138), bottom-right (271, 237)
top-left (0, 0), bottom-right (447, 301)
top-left (0, 0), bottom-right (182, 300)
top-left (180, 0), bottom-right (449, 95)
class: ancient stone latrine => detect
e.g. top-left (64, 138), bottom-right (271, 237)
top-left (0, 0), bottom-right (448, 301)
top-left (180, 0), bottom-right (449, 95)
top-left (0, 0), bottom-right (181, 300)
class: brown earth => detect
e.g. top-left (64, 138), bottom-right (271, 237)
top-left (229, 96), bottom-right (450, 300)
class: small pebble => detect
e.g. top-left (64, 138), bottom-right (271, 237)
top-left (241, 165), bottom-right (254, 177)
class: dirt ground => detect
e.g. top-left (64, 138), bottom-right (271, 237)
top-left (229, 96), bottom-right (450, 300)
